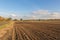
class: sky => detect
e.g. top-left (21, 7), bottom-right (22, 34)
top-left (0, 0), bottom-right (60, 19)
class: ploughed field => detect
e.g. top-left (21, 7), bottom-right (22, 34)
top-left (13, 21), bottom-right (60, 40)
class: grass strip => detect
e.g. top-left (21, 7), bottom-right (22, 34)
top-left (0, 21), bottom-right (13, 30)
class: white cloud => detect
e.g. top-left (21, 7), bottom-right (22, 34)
top-left (32, 10), bottom-right (49, 15)
top-left (11, 14), bottom-right (17, 17)
top-left (0, 10), bottom-right (60, 19)
top-left (10, 14), bottom-right (19, 19)
top-left (23, 15), bottom-right (36, 19)
top-left (50, 12), bottom-right (60, 19)
top-left (32, 10), bottom-right (60, 19)
top-left (29, 15), bottom-right (36, 19)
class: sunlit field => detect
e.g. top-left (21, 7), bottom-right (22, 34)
top-left (0, 0), bottom-right (60, 40)
top-left (0, 20), bottom-right (60, 40)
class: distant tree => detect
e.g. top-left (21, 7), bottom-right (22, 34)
top-left (38, 19), bottom-right (40, 21)
top-left (13, 19), bottom-right (18, 21)
top-left (20, 18), bottom-right (23, 21)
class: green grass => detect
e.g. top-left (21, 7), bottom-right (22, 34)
top-left (0, 24), bottom-right (8, 29)
top-left (0, 21), bottom-right (13, 30)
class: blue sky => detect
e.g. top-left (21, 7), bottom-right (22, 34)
top-left (0, 0), bottom-right (60, 19)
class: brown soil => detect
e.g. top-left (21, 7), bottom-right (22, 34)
top-left (0, 21), bottom-right (60, 40)
top-left (13, 21), bottom-right (60, 40)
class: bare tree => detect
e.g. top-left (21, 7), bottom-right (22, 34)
top-left (13, 19), bottom-right (18, 21)
top-left (20, 18), bottom-right (23, 21)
